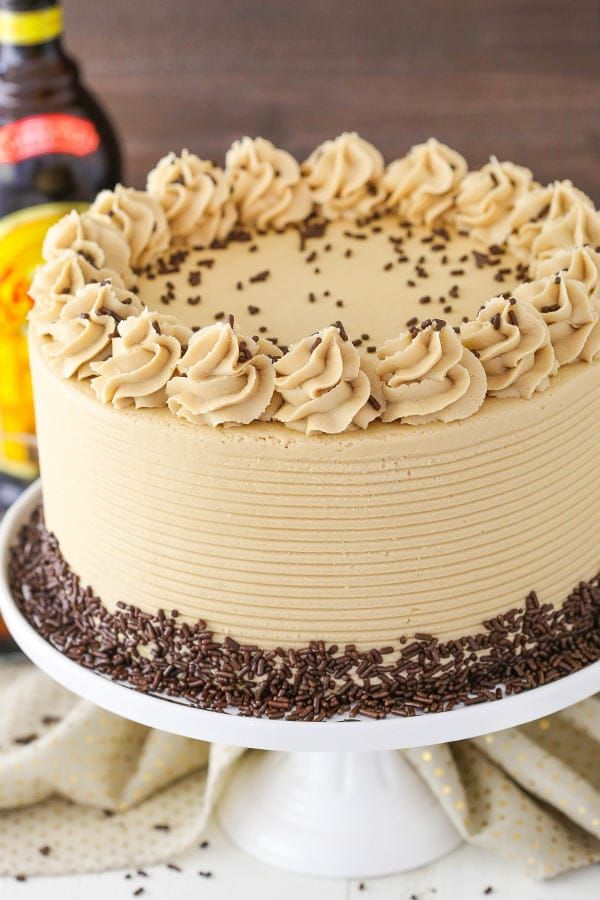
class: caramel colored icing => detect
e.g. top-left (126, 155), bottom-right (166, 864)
top-left (31, 339), bottom-right (600, 648)
top-left (30, 136), bottom-right (600, 438)
top-left (303, 132), bottom-right (386, 221)
top-left (42, 281), bottom-right (142, 379)
top-left (91, 310), bottom-right (191, 409)
top-left (91, 185), bottom-right (170, 267)
top-left (272, 323), bottom-right (378, 433)
top-left (376, 321), bottom-right (486, 424)
top-left (136, 217), bottom-right (524, 346)
top-left (42, 209), bottom-right (132, 282)
top-left (226, 136), bottom-right (312, 230)
top-left (383, 138), bottom-right (467, 226)
top-left (508, 180), bottom-right (600, 261)
top-left (27, 136), bottom-right (600, 652)
top-left (514, 274), bottom-right (600, 365)
top-left (460, 296), bottom-right (556, 398)
top-left (454, 156), bottom-right (534, 246)
top-left (532, 244), bottom-right (600, 294)
top-left (147, 149), bottom-right (236, 245)
top-left (29, 249), bottom-right (125, 332)
top-left (166, 320), bottom-right (275, 426)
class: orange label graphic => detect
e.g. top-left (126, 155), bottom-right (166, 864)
top-left (0, 202), bottom-right (86, 477)
top-left (0, 114), bottom-right (100, 164)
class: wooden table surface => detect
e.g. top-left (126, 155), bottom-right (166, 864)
top-left (1, 815), bottom-right (597, 899)
top-left (63, 0), bottom-right (599, 199)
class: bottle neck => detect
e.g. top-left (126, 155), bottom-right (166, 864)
top-left (0, 2), bottom-right (63, 56)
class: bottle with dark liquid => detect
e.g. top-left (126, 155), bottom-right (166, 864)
top-left (0, 0), bottom-right (121, 650)
top-left (0, 0), bottom-right (121, 213)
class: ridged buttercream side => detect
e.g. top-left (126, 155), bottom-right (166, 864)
top-left (30, 339), bottom-right (600, 648)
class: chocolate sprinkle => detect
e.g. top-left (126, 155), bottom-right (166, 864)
top-left (8, 507), bottom-right (600, 722)
top-left (249, 270), bottom-right (270, 284)
top-left (13, 733), bottom-right (38, 745)
top-left (41, 715), bottom-right (61, 725)
top-left (334, 320), bottom-right (349, 341)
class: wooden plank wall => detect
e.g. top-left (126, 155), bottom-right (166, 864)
top-left (64, 0), bottom-right (599, 197)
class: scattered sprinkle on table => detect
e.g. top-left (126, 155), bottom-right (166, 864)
top-left (13, 733), bottom-right (38, 745)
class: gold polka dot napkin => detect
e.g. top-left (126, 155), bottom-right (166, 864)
top-left (1, 661), bottom-right (598, 879)
top-left (407, 699), bottom-right (600, 879)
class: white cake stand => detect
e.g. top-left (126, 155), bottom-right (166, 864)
top-left (2, 482), bottom-right (599, 878)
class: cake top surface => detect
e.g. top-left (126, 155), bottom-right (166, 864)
top-left (136, 218), bottom-right (524, 348)
top-left (29, 133), bottom-right (600, 435)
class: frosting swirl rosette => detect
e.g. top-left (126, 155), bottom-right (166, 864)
top-left (532, 244), bottom-right (600, 295)
top-left (91, 185), bottom-right (170, 268)
top-left (508, 180), bottom-right (600, 260)
top-left (42, 210), bottom-right (133, 283)
top-left (29, 249), bottom-right (125, 333)
top-left (166, 320), bottom-right (275, 426)
top-left (383, 139), bottom-right (467, 226)
top-left (454, 156), bottom-right (535, 245)
top-left (514, 273), bottom-right (600, 365)
top-left (460, 297), bottom-right (556, 398)
top-left (226, 136), bottom-right (312, 230)
top-left (352, 354), bottom-right (386, 430)
top-left (43, 281), bottom-right (142, 379)
top-left (376, 321), bottom-right (486, 424)
top-left (302, 132), bottom-right (385, 221)
top-left (90, 310), bottom-right (191, 409)
top-left (272, 324), bottom-right (383, 434)
top-left (147, 149), bottom-right (236, 246)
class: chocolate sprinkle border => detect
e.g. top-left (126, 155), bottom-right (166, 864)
top-left (8, 507), bottom-right (600, 721)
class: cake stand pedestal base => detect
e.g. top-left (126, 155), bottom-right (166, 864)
top-left (218, 749), bottom-right (461, 877)
top-left (3, 483), bottom-right (600, 880)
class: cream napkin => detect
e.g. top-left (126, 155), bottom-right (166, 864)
top-left (0, 661), bottom-right (598, 879)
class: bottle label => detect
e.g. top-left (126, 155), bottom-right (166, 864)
top-left (0, 113), bottom-right (101, 164)
top-left (0, 6), bottom-right (63, 46)
top-left (0, 201), bottom-right (87, 478)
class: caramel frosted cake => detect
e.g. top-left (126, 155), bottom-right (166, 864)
top-left (10, 133), bottom-right (600, 719)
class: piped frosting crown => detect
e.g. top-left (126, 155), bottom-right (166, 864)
top-left (147, 149), bottom-right (236, 247)
top-left (303, 132), bottom-right (386, 221)
top-left (460, 296), bottom-right (556, 398)
top-left (91, 185), bottom-right (170, 268)
top-left (272, 323), bottom-right (381, 434)
top-left (166, 319), bottom-right (276, 426)
top-left (91, 310), bottom-right (191, 409)
top-left (383, 138), bottom-right (467, 226)
top-left (30, 133), bottom-right (600, 435)
top-left (376, 320), bottom-right (486, 424)
top-left (226, 136), bottom-right (312, 230)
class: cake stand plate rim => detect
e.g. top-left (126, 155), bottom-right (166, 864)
top-left (2, 480), bottom-right (599, 752)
